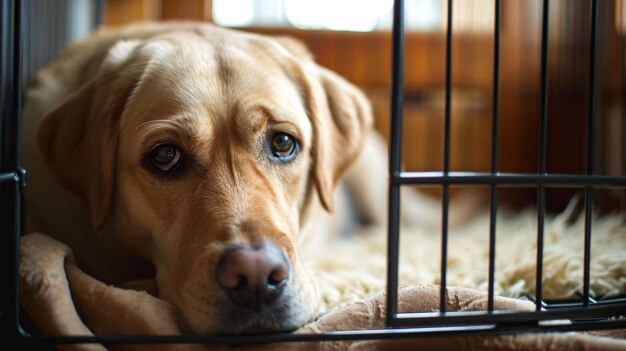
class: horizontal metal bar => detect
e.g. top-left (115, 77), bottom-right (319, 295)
top-left (0, 168), bottom-right (26, 187)
top-left (17, 318), bottom-right (626, 345)
top-left (17, 325), bottom-right (496, 345)
top-left (525, 294), bottom-right (622, 310)
top-left (393, 172), bottom-right (626, 187)
top-left (543, 297), bottom-right (625, 309)
top-left (0, 172), bottom-right (19, 184)
top-left (389, 302), bottom-right (626, 328)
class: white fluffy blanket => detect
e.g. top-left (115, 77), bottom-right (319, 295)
top-left (313, 204), bottom-right (626, 313)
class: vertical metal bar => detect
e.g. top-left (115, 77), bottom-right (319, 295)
top-left (0, 0), bottom-right (23, 337)
top-left (386, 0), bottom-right (404, 327)
top-left (583, 0), bottom-right (599, 307)
top-left (440, 0), bottom-right (453, 313)
top-left (538, 0), bottom-right (550, 178)
top-left (487, 0), bottom-right (502, 312)
top-left (536, 0), bottom-right (551, 311)
top-left (622, 1), bottom-right (626, 222)
top-left (13, 0), bottom-right (24, 336)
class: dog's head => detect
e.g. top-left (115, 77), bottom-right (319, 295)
top-left (38, 25), bottom-right (371, 334)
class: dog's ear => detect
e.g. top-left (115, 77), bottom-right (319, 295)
top-left (306, 66), bottom-right (373, 212)
top-left (271, 37), bottom-right (372, 211)
top-left (38, 40), bottom-right (142, 231)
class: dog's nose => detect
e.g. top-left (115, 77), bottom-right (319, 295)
top-left (217, 242), bottom-right (289, 309)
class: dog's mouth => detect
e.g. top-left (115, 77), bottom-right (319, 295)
top-left (213, 273), bottom-right (313, 334)
top-left (177, 283), bottom-right (314, 335)
top-left (217, 303), bottom-right (303, 334)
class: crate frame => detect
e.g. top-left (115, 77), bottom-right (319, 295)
top-left (2, 0), bottom-right (626, 347)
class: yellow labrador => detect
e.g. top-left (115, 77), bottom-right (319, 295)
top-left (22, 22), bottom-right (371, 334)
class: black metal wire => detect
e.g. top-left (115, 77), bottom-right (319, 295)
top-left (0, 172), bottom-right (20, 184)
top-left (393, 172), bottom-right (626, 187)
top-left (443, 0), bottom-right (453, 176)
top-left (16, 296), bottom-right (626, 344)
top-left (536, 0), bottom-right (551, 311)
top-left (11, 1), bottom-right (23, 340)
top-left (440, 0), bottom-right (454, 314)
top-left (582, 0), bottom-right (599, 308)
top-left (1, 0), bottom-right (23, 343)
top-left (487, 0), bottom-right (502, 312)
top-left (393, 302), bottom-right (626, 326)
top-left (4, 0), bottom-right (626, 346)
top-left (386, 0), bottom-right (404, 327)
top-left (21, 315), bottom-right (626, 346)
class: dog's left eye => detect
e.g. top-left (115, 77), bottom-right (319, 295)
top-left (149, 144), bottom-right (181, 171)
top-left (269, 132), bottom-right (299, 162)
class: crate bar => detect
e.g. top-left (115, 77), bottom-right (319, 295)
top-left (536, 0), bottom-right (551, 311)
top-left (25, 306), bottom-right (626, 346)
top-left (487, 0), bottom-right (502, 312)
top-left (394, 172), bottom-right (626, 187)
top-left (21, 314), bottom-right (626, 346)
top-left (12, 0), bottom-right (24, 338)
top-left (440, 0), bottom-right (454, 313)
top-left (34, 325), bottom-right (495, 345)
top-left (542, 296), bottom-right (626, 309)
top-left (0, 171), bottom-right (20, 184)
top-left (582, 0), bottom-right (599, 307)
top-left (386, 0), bottom-right (405, 327)
top-left (0, 0), bottom-right (23, 339)
top-left (391, 302), bottom-right (626, 327)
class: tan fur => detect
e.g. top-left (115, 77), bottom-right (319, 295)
top-left (23, 23), bottom-right (371, 334)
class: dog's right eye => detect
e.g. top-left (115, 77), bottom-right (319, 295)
top-left (149, 144), bottom-right (181, 172)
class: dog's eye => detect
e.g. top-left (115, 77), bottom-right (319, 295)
top-left (150, 144), bottom-right (181, 171)
top-left (269, 132), bottom-right (298, 162)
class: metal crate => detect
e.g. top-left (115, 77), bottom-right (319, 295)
top-left (2, 0), bottom-right (626, 348)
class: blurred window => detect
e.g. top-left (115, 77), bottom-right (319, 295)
top-left (213, 0), bottom-right (495, 33)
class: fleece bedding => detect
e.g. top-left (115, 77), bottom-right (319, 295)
top-left (313, 203), bottom-right (626, 313)
top-left (19, 205), bottom-right (626, 351)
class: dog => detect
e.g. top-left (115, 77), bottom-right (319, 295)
top-left (22, 21), bottom-right (475, 336)
top-left (22, 22), bottom-right (373, 335)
